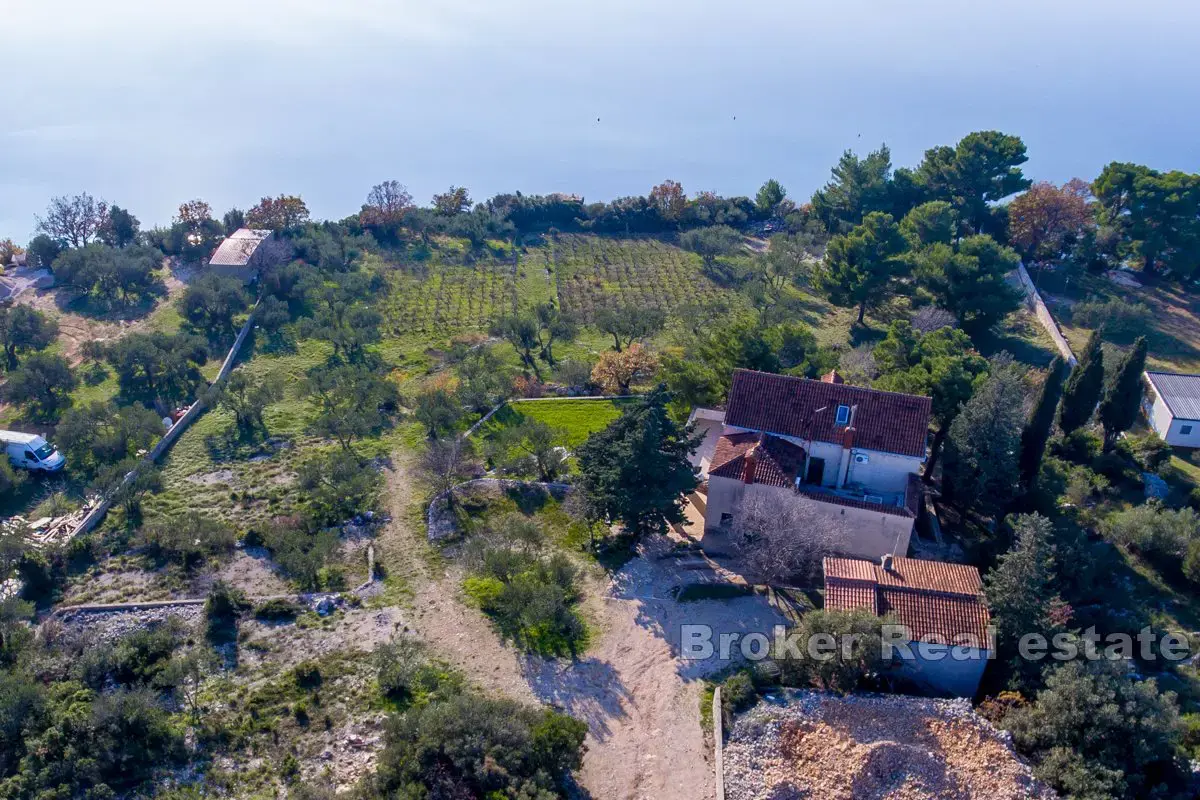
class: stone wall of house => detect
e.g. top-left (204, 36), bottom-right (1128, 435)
top-left (705, 477), bottom-right (914, 561)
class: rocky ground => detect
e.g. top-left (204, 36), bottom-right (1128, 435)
top-left (723, 691), bottom-right (1055, 800)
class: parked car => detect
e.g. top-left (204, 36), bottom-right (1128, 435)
top-left (0, 430), bottom-right (65, 472)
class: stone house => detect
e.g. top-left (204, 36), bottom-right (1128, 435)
top-left (207, 228), bottom-right (276, 283)
top-left (824, 555), bottom-right (991, 697)
top-left (700, 368), bottom-right (931, 561)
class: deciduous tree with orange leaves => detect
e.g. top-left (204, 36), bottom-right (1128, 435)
top-left (590, 343), bottom-right (659, 394)
top-left (1007, 179), bottom-right (1093, 266)
top-left (649, 180), bottom-right (686, 223)
top-left (246, 195), bottom-right (310, 231)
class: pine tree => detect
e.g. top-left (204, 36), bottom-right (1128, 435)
top-left (1019, 356), bottom-right (1065, 487)
top-left (575, 386), bottom-right (701, 537)
top-left (942, 357), bottom-right (1026, 518)
top-left (984, 513), bottom-right (1066, 692)
top-left (1057, 329), bottom-right (1104, 434)
top-left (1098, 336), bottom-right (1148, 451)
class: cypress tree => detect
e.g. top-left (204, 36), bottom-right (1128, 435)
top-left (1058, 329), bottom-right (1104, 434)
top-left (1098, 336), bottom-right (1148, 451)
top-left (1019, 356), bottom-right (1065, 486)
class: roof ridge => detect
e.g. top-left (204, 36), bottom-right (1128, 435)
top-left (731, 368), bottom-right (933, 404)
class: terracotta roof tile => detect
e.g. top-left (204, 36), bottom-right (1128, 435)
top-left (824, 556), bottom-right (990, 649)
top-left (879, 589), bottom-right (991, 648)
top-left (725, 369), bottom-right (932, 458)
top-left (825, 580), bottom-right (877, 614)
top-left (709, 432), bottom-right (806, 489)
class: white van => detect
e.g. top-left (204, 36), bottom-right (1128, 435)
top-left (0, 431), bottom-right (65, 472)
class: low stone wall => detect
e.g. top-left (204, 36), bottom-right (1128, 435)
top-left (69, 300), bottom-right (262, 539)
top-left (1013, 264), bottom-right (1077, 367)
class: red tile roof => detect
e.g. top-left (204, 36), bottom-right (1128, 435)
top-left (824, 556), bottom-right (990, 648)
top-left (709, 432), bottom-right (806, 489)
top-left (724, 369), bottom-right (932, 459)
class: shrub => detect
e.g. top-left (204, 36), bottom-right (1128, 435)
top-left (772, 609), bottom-right (888, 693)
top-left (253, 598), bottom-right (303, 622)
top-left (720, 671), bottom-right (757, 719)
top-left (1050, 429), bottom-right (1102, 463)
top-left (205, 580), bottom-right (249, 643)
top-left (261, 518), bottom-right (340, 591)
top-left (464, 546), bottom-right (587, 657)
top-left (1185, 540), bottom-right (1200, 586)
top-left (374, 637), bottom-right (427, 700)
top-left (1120, 432), bottom-right (1172, 473)
top-left (369, 693), bottom-right (586, 798)
top-left (1069, 297), bottom-right (1151, 342)
top-left (291, 661), bottom-right (322, 690)
top-left (138, 513), bottom-right (236, 570)
top-left (1101, 505), bottom-right (1200, 566)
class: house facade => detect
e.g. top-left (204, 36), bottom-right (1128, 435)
top-left (824, 555), bottom-right (991, 698)
top-left (700, 368), bottom-right (931, 561)
top-left (208, 228), bottom-right (276, 283)
top-left (1144, 371), bottom-right (1200, 447)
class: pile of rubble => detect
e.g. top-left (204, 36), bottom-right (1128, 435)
top-left (723, 691), bottom-right (1055, 800)
top-left (3, 495), bottom-right (104, 548)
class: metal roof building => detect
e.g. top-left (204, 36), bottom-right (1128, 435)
top-left (1144, 371), bottom-right (1200, 447)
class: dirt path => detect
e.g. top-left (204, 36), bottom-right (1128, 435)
top-left (381, 457), bottom-right (788, 799)
top-left (526, 540), bottom-right (788, 800)
top-left (377, 454), bottom-right (538, 702)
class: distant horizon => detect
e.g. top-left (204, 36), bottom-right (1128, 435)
top-left (4, 0), bottom-right (1199, 240)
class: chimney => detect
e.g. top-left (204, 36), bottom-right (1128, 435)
top-left (841, 427), bottom-right (855, 449)
top-left (881, 553), bottom-right (894, 572)
top-left (741, 447), bottom-right (758, 484)
top-left (821, 369), bottom-right (844, 384)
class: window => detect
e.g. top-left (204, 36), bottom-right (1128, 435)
top-left (835, 404), bottom-right (850, 425)
top-left (24, 450), bottom-right (37, 462)
top-left (1182, 424), bottom-right (1194, 436)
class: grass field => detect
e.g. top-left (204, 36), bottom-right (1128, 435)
top-left (474, 397), bottom-right (636, 450)
top-left (1040, 271), bottom-right (1200, 373)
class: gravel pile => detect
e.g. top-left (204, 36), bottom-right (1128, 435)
top-left (723, 691), bottom-right (1055, 800)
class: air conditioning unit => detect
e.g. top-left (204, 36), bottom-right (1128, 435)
top-left (853, 453), bottom-right (870, 464)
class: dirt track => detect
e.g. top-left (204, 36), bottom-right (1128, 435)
top-left (382, 459), bottom-right (787, 799)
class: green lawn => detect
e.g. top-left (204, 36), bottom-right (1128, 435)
top-left (474, 397), bottom-right (636, 450)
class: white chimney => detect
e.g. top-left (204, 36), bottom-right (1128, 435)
top-left (881, 553), bottom-right (894, 572)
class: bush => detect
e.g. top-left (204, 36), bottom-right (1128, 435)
top-left (1050, 429), bottom-right (1102, 463)
top-left (369, 692), bottom-right (586, 799)
top-left (253, 598), bottom-right (303, 622)
top-left (291, 661), bottom-right (322, 690)
top-left (1101, 504), bottom-right (1200, 566)
top-left (464, 544), bottom-right (587, 657)
top-left (138, 513), bottom-right (236, 569)
top-left (1120, 432), bottom-right (1172, 473)
top-left (261, 518), bottom-right (340, 591)
top-left (205, 580), bottom-right (249, 643)
top-left (772, 609), bottom-right (888, 693)
top-left (1069, 297), bottom-right (1152, 342)
top-left (720, 670), bottom-right (757, 719)
top-left (1185, 540), bottom-right (1200, 586)
top-left (374, 637), bottom-right (428, 701)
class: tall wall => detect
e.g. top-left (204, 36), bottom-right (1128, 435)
top-left (705, 477), bottom-right (913, 560)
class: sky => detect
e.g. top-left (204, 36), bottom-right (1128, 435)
top-left (2, 0), bottom-right (1199, 239)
